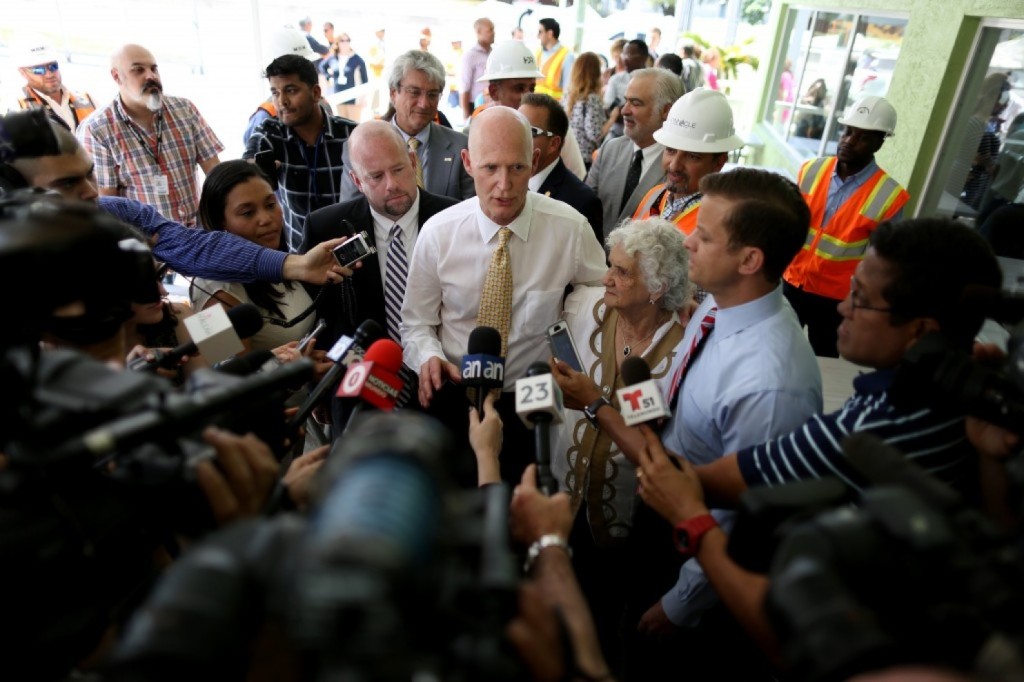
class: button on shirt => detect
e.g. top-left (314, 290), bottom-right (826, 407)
top-left (402, 193), bottom-right (607, 389)
top-left (659, 286), bottom-right (823, 626)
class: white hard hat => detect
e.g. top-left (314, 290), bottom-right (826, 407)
top-left (265, 26), bottom-right (318, 61)
top-left (653, 88), bottom-right (744, 153)
top-left (16, 41), bottom-right (59, 68)
top-left (477, 40), bottom-right (543, 82)
top-left (837, 95), bottom-right (897, 136)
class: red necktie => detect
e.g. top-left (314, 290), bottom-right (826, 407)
top-left (668, 307), bottom-right (717, 410)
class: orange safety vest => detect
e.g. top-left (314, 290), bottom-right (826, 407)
top-left (784, 156), bottom-right (910, 300)
top-left (257, 101), bottom-right (276, 117)
top-left (535, 45), bottom-right (570, 100)
top-left (18, 87), bottom-right (95, 131)
top-left (632, 184), bottom-right (701, 235)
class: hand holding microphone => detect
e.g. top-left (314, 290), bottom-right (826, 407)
top-left (461, 326), bottom-right (506, 414)
top-left (128, 303), bottom-right (264, 373)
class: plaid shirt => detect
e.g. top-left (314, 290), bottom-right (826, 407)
top-left (244, 113), bottom-right (356, 252)
top-left (78, 95), bottom-right (223, 225)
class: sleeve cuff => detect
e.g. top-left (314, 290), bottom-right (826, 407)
top-left (255, 249), bottom-right (288, 282)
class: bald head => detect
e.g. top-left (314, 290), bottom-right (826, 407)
top-left (463, 107), bottom-right (537, 225)
top-left (348, 121), bottom-right (419, 220)
top-left (468, 106), bottom-right (533, 162)
top-left (111, 44), bottom-right (163, 112)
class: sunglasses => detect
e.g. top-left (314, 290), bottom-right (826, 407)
top-left (530, 126), bottom-right (555, 138)
top-left (29, 62), bottom-right (59, 75)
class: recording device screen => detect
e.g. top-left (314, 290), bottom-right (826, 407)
top-left (332, 226), bottom-right (376, 268)
top-left (547, 320), bottom-right (583, 373)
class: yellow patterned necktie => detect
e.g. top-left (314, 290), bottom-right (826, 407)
top-left (408, 137), bottom-right (424, 189)
top-left (477, 226), bottom-right (513, 358)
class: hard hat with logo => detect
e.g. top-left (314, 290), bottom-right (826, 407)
top-left (16, 41), bottom-right (59, 68)
top-left (477, 40), bottom-right (543, 82)
top-left (265, 26), bottom-right (318, 62)
top-left (837, 95), bottom-right (897, 136)
top-left (653, 87), bottom-right (744, 153)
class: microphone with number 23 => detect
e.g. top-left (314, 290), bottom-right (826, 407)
top-left (462, 326), bottom-right (506, 414)
top-left (616, 356), bottom-right (671, 427)
top-left (515, 361), bottom-right (563, 495)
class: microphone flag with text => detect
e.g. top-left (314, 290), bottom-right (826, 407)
top-left (129, 303), bottom-right (263, 372)
top-left (462, 326), bottom-right (505, 414)
top-left (617, 356), bottom-right (671, 427)
top-left (515, 361), bottom-right (563, 495)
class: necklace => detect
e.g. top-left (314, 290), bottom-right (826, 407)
top-left (619, 324), bottom-right (659, 357)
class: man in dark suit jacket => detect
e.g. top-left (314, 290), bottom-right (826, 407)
top-left (519, 93), bottom-right (604, 247)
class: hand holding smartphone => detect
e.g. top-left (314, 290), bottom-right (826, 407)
top-left (547, 320), bottom-right (584, 373)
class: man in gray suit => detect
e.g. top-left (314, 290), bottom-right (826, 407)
top-left (585, 68), bottom-right (682, 237)
top-left (340, 50), bottom-right (475, 202)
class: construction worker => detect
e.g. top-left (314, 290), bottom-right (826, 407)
top-left (535, 18), bottom-right (574, 103)
top-left (632, 88), bottom-right (742, 235)
top-left (472, 40), bottom-right (586, 179)
top-left (14, 40), bottom-right (95, 132)
top-left (783, 95), bottom-right (909, 357)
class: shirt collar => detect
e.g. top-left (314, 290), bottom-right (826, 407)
top-left (31, 87), bottom-right (68, 109)
top-left (529, 158), bottom-right (559, 192)
top-left (706, 284), bottom-right (786, 341)
top-left (476, 192), bottom-right (533, 244)
top-left (391, 118), bottom-right (431, 147)
top-left (833, 157), bottom-right (879, 186)
top-left (633, 140), bottom-right (665, 157)
top-left (369, 189), bottom-right (421, 235)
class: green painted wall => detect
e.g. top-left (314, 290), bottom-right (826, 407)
top-left (750, 0), bottom-right (1024, 213)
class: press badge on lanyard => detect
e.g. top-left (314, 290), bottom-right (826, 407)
top-left (151, 173), bottom-right (169, 195)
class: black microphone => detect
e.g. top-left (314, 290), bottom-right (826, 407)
top-left (461, 326), bottom-right (505, 414)
top-left (286, 319), bottom-right (384, 436)
top-left (213, 349), bottom-right (277, 377)
top-left (131, 303), bottom-right (264, 372)
top-left (515, 361), bottom-right (562, 495)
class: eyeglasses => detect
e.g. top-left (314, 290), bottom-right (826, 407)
top-left (531, 126), bottom-right (555, 138)
top-left (399, 85), bottom-right (441, 102)
top-left (847, 276), bottom-right (893, 314)
top-left (29, 62), bottom-right (59, 76)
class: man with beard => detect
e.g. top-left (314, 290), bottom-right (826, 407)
top-left (14, 40), bottom-right (96, 132)
top-left (77, 44), bottom-right (223, 226)
top-left (782, 95), bottom-right (909, 357)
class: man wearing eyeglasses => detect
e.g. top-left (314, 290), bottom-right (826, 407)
top-left (14, 42), bottom-right (95, 133)
top-left (340, 50), bottom-right (473, 204)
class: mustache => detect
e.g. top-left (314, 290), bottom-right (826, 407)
top-left (142, 80), bottom-right (162, 93)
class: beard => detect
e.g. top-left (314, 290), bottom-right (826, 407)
top-left (144, 91), bottom-right (163, 112)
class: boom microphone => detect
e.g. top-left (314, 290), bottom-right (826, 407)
top-left (515, 361), bottom-right (563, 495)
top-left (131, 303), bottom-right (264, 372)
top-left (462, 326), bottom-right (505, 414)
top-left (616, 356), bottom-right (671, 427)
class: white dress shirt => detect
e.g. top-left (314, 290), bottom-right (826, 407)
top-left (401, 192), bottom-right (607, 389)
top-left (370, 189), bottom-right (421, 289)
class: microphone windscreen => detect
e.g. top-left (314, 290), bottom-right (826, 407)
top-left (226, 303), bottom-right (264, 339)
top-left (216, 349), bottom-right (275, 376)
top-left (526, 361), bottom-right (550, 377)
top-left (354, 318), bottom-right (385, 346)
top-left (620, 355), bottom-right (651, 386)
top-left (468, 326), bottom-right (502, 356)
top-left (363, 339), bottom-right (404, 373)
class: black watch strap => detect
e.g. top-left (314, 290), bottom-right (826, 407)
top-left (584, 396), bottom-right (612, 427)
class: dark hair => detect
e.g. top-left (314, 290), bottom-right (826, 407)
top-left (521, 92), bottom-right (568, 138)
top-left (626, 39), bottom-right (650, 59)
top-left (656, 53), bottom-right (682, 76)
top-left (197, 160), bottom-right (292, 318)
top-left (539, 18), bottom-right (560, 39)
top-left (263, 54), bottom-right (318, 87)
top-left (699, 168), bottom-right (810, 283)
top-left (870, 218), bottom-right (1001, 349)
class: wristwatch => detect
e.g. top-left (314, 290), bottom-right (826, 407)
top-left (583, 396), bottom-right (612, 427)
top-left (673, 514), bottom-right (718, 558)
top-left (523, 533), bottom-right (572, 573)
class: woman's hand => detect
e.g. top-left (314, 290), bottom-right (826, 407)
top-left (126, 344), bottom-right (183, 381)
top-left (549, 357), bottom-right (602, 411)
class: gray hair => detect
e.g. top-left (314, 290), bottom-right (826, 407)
top-left (606, 218), bottom-right (691, 311)
top-left (629, 67), bottom-right (684, 114)
top-left (388, 49), bottom-right (446, 92)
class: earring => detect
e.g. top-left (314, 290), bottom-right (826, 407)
top-left (649, 298), bottom-right (655, 305)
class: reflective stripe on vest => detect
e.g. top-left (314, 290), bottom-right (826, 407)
top-left (536, 46), bottom-right (569, 99)
top-left (632, 184), bottom-right (701, 235)
top-left (786, 156), bottom-right (910, 299)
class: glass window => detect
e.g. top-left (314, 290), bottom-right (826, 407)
top-left (918, 24), bottom-right (1024, 262)
top-left (765, 9), bottom-right (908, 160)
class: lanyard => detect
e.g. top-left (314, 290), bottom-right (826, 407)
top-left (117, 103), bottom-right (163, 166)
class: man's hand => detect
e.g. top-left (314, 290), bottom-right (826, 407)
top-left (283, 237), bottom-right (357, 285)
top-left (636, 425), bottom-right (708, 525)
top-left (510, 464), bottom-right (573, 545)
top-left (548, 357), bottom-right (602, 411)
top-left (469, 391), bottom-right (503, 485)
top-left (637, 600), bottom-right (678, 640)
top-left (282, 444), bottom-right (329, 511)
top-left (506, 583), bottom-right (568, 682)
top-left (418, 355), bottom-right (461, 407)
top-left (195, 428), bottom-right (280, 526)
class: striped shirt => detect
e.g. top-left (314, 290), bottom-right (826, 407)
top-left (243, 113), bottom-right (356, 253)
top-left (736, 368), bottom-right (972, 492)
top-left (78, 95), bottom-right (223, 225)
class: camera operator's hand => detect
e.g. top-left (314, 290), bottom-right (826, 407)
top-left (549, 357), bottom-right (601, 411)
top-left (282, 236), bottom-right (360, 285)
top-left (636, 425), bottom-right (708, 525)
top-left (282, 444), bottom-right (328, 511)
top-left (469, 391), bottom-right (503, 485)
top-left (510, 464), bottom-right (573, 546)
top-left (195, 427), bottom-right (280, 526)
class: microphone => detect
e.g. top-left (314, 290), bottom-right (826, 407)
top-left (462, 326), bottom-right (506, 414)
top-left (130, 303), bottom-right (264, 372)
top-left (515, 361), bottom-right (563, 495)
top-left (286, 319), bottom-right (385, 436)
top-left (213, 349), bottom-right (277, 377)
top-left (336, 338), bottom-right (406, 412)
top-left (616, 356), bottom-right (671, 427)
